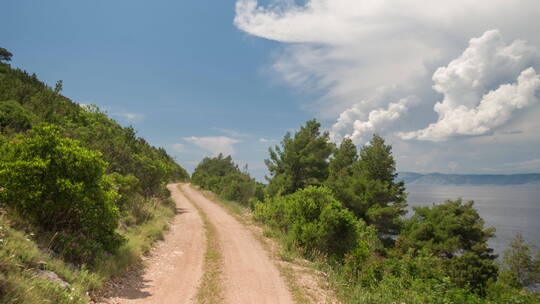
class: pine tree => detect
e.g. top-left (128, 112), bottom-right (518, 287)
top-left (326, 134), bottom-right (407, 243)
top-left (356, 134), bottom-right (407, 240)
top-left (0, 47), bottom-right (12, 62)
top-left (265, 119), bottom-right (334, 196)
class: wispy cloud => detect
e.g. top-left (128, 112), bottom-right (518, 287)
top-left (258, 137), bottom-right (276, 143)
top-left (503, 158), bottom-right (540, 170)
top-left (111, 112), bottom-right (145, 123)
top-left (183, 136), bottom-right (241, 156)
top-left (171, 143), bottom-right (185, 153)
top-left (213, 127), bottom-right (251, 138)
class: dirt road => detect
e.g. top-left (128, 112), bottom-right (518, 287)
top-left (180, 184), bottom-right (294, 304)
top-left (103, 184), bottom-right (205, 304)
top-left (103, 183), bottom-right (294, 304)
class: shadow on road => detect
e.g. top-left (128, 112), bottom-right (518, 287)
top-left (100, 261), bottom-right (152, 301)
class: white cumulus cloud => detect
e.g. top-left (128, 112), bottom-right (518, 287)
top-left (234, 0), bottom-right (540, 173)
top-left (183, 136), bottom-right (241, 156)
top-left (333, 97), bottom-right (417, 144)
top-left (235, 0), bottom-right (540, 118)
top-left (400, 30), bottom-right (540, 141)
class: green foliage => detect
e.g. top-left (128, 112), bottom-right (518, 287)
top-left (0, 125), bottom-right (123, 264)
top-left (68, 105), bottom-right (188, 197)
top-left (254, 124), bottom-right (537, 303)
top-left (0, 63), bottom-right (189, 200)
top-left (0, 100), bottom-right (36, 133)
top-left (265, 119), bottom-right (334, 196)
top-left (0, 52), bottom-right (188, 302)
top-left (328, 138), bottom-right (357, 179)
top-left (109, 173), bottom-right (141, 211)
top-left (326, 134), bottom-right (407, 242)
top-left (499, 233), bottom-right (540, 289)
top-left (398, 199), bottom-right (498, 291)
top-left (326, 247), bottom-right (539, 304)
top-left (330, 251), bottom-right (487, 304)
top-left (254, 186), bottom-right (378, 258)
top-left (358, 134), bottom-right (400, 183)
top-left (484, 279), bottom-right (540, 303)
top-left (192, 154), bottom-right (263, 205)
top-left (0, 47), bottom-right (12, 62)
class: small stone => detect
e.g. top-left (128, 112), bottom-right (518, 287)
top-left (36, 270), bottom-right (70, 289)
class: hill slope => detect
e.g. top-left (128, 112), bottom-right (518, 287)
top-left (0, 59), bottom-right (188, 303)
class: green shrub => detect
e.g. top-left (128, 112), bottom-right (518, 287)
top-left (254, 186), bottom-right (374, 258)
top-left (109, 173), bottom-right (141, 211)
top-left (484, 279), bottom-right (540, 303)
top-left (0, 100), bottom-right (35, 132)
top-left (329, 250), bottom-right (498, 304)
top-left (192, 154), bottom-right (263, 206)
top-left (343, 241), bottom-right (372, 280)
top-left (0, 125), bottom-right (124, 264)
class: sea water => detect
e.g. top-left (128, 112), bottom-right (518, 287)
top-left (406, 184), bottom-right (540, 255)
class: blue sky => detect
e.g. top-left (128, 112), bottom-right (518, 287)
top-left (2, 0), bottom-right (312, 179)
top-left (3, 0), bottom-right (540, 180)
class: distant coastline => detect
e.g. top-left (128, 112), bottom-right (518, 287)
top-left (398, 172), bottom-right (540, 186)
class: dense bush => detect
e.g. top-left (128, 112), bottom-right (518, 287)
top-left (254, 186), bottom-right (379, 258)
top-left (0, 59), bottom-right (189, 266)
top-left (265, 123), bottom-right (407, 244)
top-left (397, 199), bottom-right (498, 292)
top-left (0, 100), bottom-right (35, 133)
top-left (334, 247), bottom-right (539, 304)
top-left (0, 125), bottom-right (123, 264)
top-left (192, 154), bottom-right (263, 205)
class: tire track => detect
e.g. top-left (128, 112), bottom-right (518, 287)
top-left (181, 184), bottom-right (294, 304)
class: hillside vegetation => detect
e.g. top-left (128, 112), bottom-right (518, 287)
top-left (0, 53), bottom-right (188, 303)
top-left (192, 153), bottom-right (264, 206)
top-left (194, 119), bottom-right (540, 303)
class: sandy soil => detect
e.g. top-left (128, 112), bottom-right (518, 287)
top-left (102, 183), bottom-right (205, 304)
top-left (180, 184), bottom-right (294, 304)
